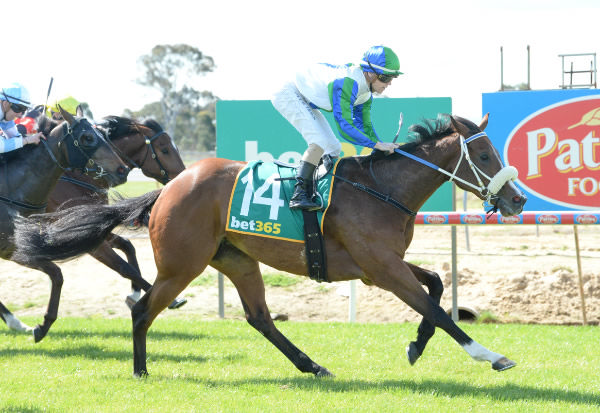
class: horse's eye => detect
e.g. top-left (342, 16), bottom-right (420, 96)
top-left (161, 148), bottom-right (169, 155)
top-left (81, 134), bottom-right (96, 147)
top-left (480, 153), bottom-right (489, 161)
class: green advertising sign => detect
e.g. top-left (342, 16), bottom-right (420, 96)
top-left (216, 98), bottom-right (453, 211)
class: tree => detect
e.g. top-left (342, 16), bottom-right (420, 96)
top-left (136, 44), bottom-right (217, 150)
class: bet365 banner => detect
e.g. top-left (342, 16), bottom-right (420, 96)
top-left (483, 89), bottom-right (600, 211)
top-left (216, 98), bottom-right (453, 212)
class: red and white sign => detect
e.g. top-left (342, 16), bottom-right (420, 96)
top-left (505, 95), bottom-right (600, 209)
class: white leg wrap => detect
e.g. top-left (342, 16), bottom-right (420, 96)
top-left (127, 290), bottom-right (141, 303)
top-left (463, 341), bottom-right (504, 363)
top-left (3, 313), bottom-right (34, 333)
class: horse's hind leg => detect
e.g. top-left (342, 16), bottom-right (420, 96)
top-left (9, 259), bottom-right (64, 342)
top-left (211, 244), bottom-right (332, 377)
top-left (405, 262), bottom-right (443, 365)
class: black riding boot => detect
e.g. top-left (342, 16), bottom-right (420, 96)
top-left (289, 161), bottom-right (321, 211)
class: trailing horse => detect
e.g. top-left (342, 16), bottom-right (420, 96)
top-left (13, 114), bottom-right (527, 376)
top-left (47, 116), bottom-right (187, 309)
top-left (0, 107), bottom-right (128, 342)
top-left (1, 116), bottom-right (187, 340)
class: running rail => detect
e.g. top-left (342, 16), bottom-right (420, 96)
top-left (415, 211), bottom-right (600, 225)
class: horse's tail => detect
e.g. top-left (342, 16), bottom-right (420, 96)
top-left (12, 189), bottom-right (162, 263)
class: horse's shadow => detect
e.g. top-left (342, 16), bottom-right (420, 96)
top-left (168, 376), bottom-right (600, 406)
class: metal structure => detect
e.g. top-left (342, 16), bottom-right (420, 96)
top-left (559, 53), bottom-right (597, 89)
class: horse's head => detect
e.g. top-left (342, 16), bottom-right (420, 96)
top-left (42, 106), bottom-right (129, 186)
top-left (99, 116), bottom-right (185, 185)
top-left (449, 114), bottom-right (526, 216)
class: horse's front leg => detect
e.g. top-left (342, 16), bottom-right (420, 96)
top-left (405, 262), bottom-right (443, 365)
top-left (211, 247), bottom-right (333, 377)
top-left (365, 256), bottom-right (515, 371)
top-left (0, 300), bottom-right (34, 333)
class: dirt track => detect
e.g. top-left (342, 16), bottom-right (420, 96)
top-left (1, 224), bottom-right (599, 326)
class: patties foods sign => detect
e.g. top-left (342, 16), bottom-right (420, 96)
top-left (483, 90), bottom-right (600, 211)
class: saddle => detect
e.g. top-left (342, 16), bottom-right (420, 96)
top-left (273, 155), bottom-right (337, 283)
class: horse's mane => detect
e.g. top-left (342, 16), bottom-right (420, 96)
top-left (141, 118), bottom-right (164, 134)
top-left (395, 114), bottom-right (480, 154)
top-left (100, 116), bottom-right (164, 141)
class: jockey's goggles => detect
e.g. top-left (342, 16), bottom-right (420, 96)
top-left (10, 103), bottom-right (28, 114)
top-left (367, 61), bottom-right (398, 83)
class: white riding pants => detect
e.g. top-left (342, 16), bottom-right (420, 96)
top-left (271, 82), bottom-right (342, 158)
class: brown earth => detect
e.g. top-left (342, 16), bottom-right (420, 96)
top-left (1, 224), bottom-right (599, 325)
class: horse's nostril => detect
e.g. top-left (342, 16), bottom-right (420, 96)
top-left (118, 166), bottom-right (129, 177)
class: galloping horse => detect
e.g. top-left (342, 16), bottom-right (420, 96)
top-left (0, 107), bottom-right (129, 342)
top-left (1, 116), bottom-right (186, 340)
top-left (14, 114), bottom-right (527, 376)
top-left (47, 116), bottom-right (186, 309)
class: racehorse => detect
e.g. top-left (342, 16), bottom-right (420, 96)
top-left (13, 114), bottom-right (527, 376)
top-left (0, 115), bottom-right (187, 341)
top-left (47, 116), bottom-right (186, 309)
top-left (0, 107), bottom-right (129, 342)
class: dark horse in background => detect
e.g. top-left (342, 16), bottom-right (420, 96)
top-left (1, 115), bottom-right (187, 341)
top-left (0, 107), bottom-right (128, 342)
top-left (48, 116), bottom-right (186, 309)
top-left (14, 114), bottom-right (526, 377)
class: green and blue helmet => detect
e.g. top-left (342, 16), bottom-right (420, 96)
top-left (360, 46), bottom-right (403, 76)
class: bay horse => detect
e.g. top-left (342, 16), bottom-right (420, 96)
top-left (13, 114), bottom-right (527, 376)
top-left (0, 116), bottom-right (187, 341)
top-left (0, 107), bottom-right (129, 342)
top-left (47, 116), bottom-right (186, 309)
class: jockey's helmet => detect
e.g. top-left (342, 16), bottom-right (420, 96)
top-left (360, 46), bottom-right (403, 77)
top-left (0, 83), bottom-right (32, 107)
top-left (47, 95), bottom-right (81, 118)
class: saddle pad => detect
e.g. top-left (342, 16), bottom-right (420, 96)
top-left (226, 160), bottom-right (337, 242)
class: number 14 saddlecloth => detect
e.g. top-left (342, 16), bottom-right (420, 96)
top-left (226, 160), bottom-right (337, 242)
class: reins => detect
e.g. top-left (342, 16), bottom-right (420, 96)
top-left (393, 131), bottom-right (518, 206)
top-left (329, 130), bottom-right (517, 217)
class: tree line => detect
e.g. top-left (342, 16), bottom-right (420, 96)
top-left (123, 44), bottom-right (217, 152)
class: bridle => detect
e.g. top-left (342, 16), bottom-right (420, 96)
top-left (394, 131), bottom-right (518, 206)
top-left (41, 119), bottom-right (112, 179)
top-left (107, 124), bottom-right (172, 184)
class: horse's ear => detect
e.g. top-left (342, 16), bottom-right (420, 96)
top-left (450, 115), bottom-right (470, 137)
top-left (479, 113), bottom-right (489, 131)
top-left (58, 104), bottom-right (75, 126)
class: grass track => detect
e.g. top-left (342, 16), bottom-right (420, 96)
top-left (1, 318), bottom-right (598, 412)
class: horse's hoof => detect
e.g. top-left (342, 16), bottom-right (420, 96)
top-left (133, 369), bottom-right (149, 379)
top-left (406, 342), bottom-right (420, 365)
top-left (492, 357), bottom-right (516, 371)
top-left (168, 296), bottom-right (188, 310)
top-left (315, 366), bottom-right (334, 377)
top-left (33, 326), bottom-right (46, 343)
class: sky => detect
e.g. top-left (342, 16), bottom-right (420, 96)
top-left (4, 0), bottom-right (600, 125)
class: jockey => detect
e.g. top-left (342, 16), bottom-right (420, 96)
top-left (272, 45), bottom-right (403, 210)
top-left (47, 95), bottom-right (84, 120)
top-left (0, 83), bottom-right (43, 153)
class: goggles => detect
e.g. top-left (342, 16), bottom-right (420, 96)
top-left (367, 61), bottom-right (398, 83)
top-left (10, 103), bottom-right (28, 114)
